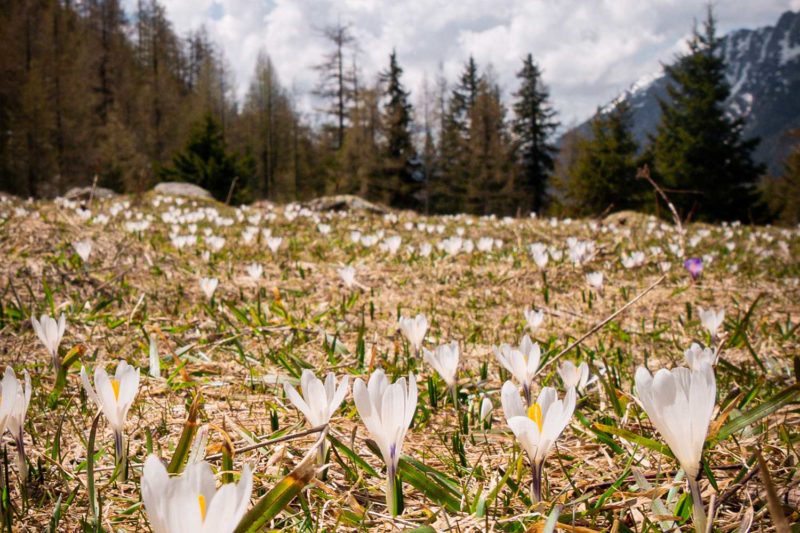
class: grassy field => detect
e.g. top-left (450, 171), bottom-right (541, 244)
top-left (0, 192), bottom-right (798, 532)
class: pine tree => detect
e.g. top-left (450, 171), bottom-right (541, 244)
top-left (564, 101), bottom-right (642, 216)
top-left (651, 7), bottom-right (764, 221)
top-left (378, 50), bottom-right (415, 207)
top-left (159, 113), bottom-right (252, 202)
top-left (512, 54), bottom-right (558, 214)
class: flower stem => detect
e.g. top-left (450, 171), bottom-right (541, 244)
top-left (531, 461), bottom-right (543, 503)
top-left (14, 433), bottom-right (26, 484)
top-left (114, 431), bottom-right (127, 482)
top-left (386, 466), bottom-right (399, 517)
top-left (687, 476), bottom-right (707, 533)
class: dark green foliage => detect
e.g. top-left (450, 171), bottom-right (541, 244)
top-left (562, 101), bottom-right (643, 216)
top-left (159, 113), bottom-right (253, 203)
top-left (651, 7), bottom-right (764, 221)
top-left (377, 50), bottom-right (416, 208)
top-left (511, 54), bottom-right (559, 214)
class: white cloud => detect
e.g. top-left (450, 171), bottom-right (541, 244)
top-left (124, 0), bottom-right (797, 125)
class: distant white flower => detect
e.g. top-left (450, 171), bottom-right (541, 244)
top-left (199, 278), bottom-right (218, 300)
top-left (353, 370), bottom-right (417, 516)
top-left (31, 313), bottom-right (66, 369)
top-left (479, 397), bottom-right (493, 422)
top-left (423, 341), bottom-right (459, 389)
top-left (528, 243), bottom-right (549, 268)
top-left (350, 230), bottom-right (362, 243)
top-left (81, 360), bottom-right (140, 460)
top-left (381, 235), bottom-right (402, 255)
top-left (72, 240), bottom-right (93, 262)
top-left (660, 261), bottom-right (672, 273)
top-left (621, 251), bottom-right (646, 269)
top-left (266, 236), bottom-right (282, 253)
top-left (418, 242), bottom-right (433, 257)
top-left (317, 223), bottom-right (331, 235)
top-left (142, 455), bottom-right (252, 533)
top-left (558, 361), bottom-right (592, 392)
top-left (398, 314), bottom-right (428, 355)
top-left (684, 342), bottom-right (716, 370)
top-left (494, 335), bottom-right (541, 405)
top-left (524, 308), bottom-right (544, 334)
top-left (477, 237), bottom-right (494, 253)
top-left (697, 307), bottom-right (725, 341)
top-left (338, 266), bottom-right (356, 288)
top-left (504, 382), bottom-right (576, 501)
top-left (586, 272), bottom-right (603, 291)
top-left (246, 263), bottom-right (263, 280)
top-left (440, 236), bottom-right (463, 256)
top-left (205, 236), bottom-right (225, 252)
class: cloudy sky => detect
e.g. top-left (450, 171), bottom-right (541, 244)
top-left (123, 0), bottom-right (800, 127)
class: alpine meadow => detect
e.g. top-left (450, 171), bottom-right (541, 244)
top-left (0, 1), bottom-right (799, 532)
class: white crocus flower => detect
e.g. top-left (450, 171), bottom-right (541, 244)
top-left (266, 236), bottom-right (282, 253)
top-left (493, 335), bottom-right (541, 405)
top-left (423, 342), bottom-right (460, 398)
top-left (284, 370), bottom-right (349, 465)
top-left (684, 343), bottom-right (716, 370)
top-left (398, 314), bottom-right (428, 355)
top-left (504, 383), bottom-right (576, 501)
top-left (246, 263), bottom-right (263, 280)
top-left (142, 455), bottom-right (252, 533)
top-left (524, 308), bottom-right (544, 334)
top-left (338, 266), bottom-right (356, 288)
top-left (72, 240), bottom-right (93, 262)
top-left (479, 397), bottom-right (493, 423)
top-left (697, 307), bottom-right (725, 343)
top-left (353, 369), bottom-right (417, 516)
top-left (81, 360), bottom-right (140, 462)
top-left (0, 368), bottom-right (20, 437)
top-left (586, 272), bottom-right (604, 292)
top-left (635, 364), bottom-right (716, 533)
top-left (558, 361), bottom-right (592, 392)
top-left (31, 313), bottom-right (67, 369)
top-left (4, 368), bottom-right (31, 480)
top-left (199, 278), bottom-right (219, 300)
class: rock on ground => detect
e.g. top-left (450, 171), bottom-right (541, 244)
top-left (153, 182), bottom-right (213, 200)
top-left (305, 195), bottom-right (389, 214)
top-left (64, 186), bottom-right (119, 201)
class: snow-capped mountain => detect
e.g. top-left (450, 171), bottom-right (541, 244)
top-left (570, 10), bottom-right (800, 174)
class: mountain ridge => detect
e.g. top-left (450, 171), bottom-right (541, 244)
top-left (566, 10), bottom-right (800, 174)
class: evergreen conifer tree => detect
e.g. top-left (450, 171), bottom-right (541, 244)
top-left (651, 7), bottom-right (763, 221)
top-left (565, 101), bottom-right (642, 216)
top-left (379, 50), bottom-right (415, 207)
top-left (160, 113), bottom-right (252, 202)
top-left (511, 54), bottom-right (558, 214)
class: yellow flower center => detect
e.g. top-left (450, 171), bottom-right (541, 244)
top-left (198, 494), bottom-right (207, 521)
top-left (527, 402), bottom-right (543, 432)
top-left (111, 379), bottom-right (120, 401)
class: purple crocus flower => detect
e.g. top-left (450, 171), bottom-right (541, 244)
top-left (684, 257), bottom-right (703, 280)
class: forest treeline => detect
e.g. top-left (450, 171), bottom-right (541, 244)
top-left (1, 1), bottom-right (798, 223)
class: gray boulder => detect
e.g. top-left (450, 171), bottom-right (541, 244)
top-left (306, 195), bottom-right (388, 214)
top-left (153, 182), bottom-right (213, 200)
top-left (64, 186), bottom-right (118, 200)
